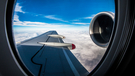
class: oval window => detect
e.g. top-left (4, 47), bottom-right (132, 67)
top-left (13, 0), bottom-right (115, 75)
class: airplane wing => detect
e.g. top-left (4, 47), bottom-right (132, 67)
top-left (17, 31), bottom-right (89, 76)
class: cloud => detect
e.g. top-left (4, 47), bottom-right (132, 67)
top-left (84, 17), bottom-right (93, 19)
top-left (14, 14), bottom-right (20, 22)
top-left (15, 3), bottom-right (25, 13)
top-left (71, 14), bottom-right (96, 23)
top-left (13, 21), bottom-right (71, 27)
top-left (57, 30), bottom-right (106, 72)
top-left (45, 15), bottom-right (68, 22)
top-left (13, 14), bottom-right (71, 27)
top-left (13, 14), bottom-right (24, 25)
top-left (14, 32), bottom-right (38, 43)
top-left (72, 22), bottom-right (90, 25)
top-left (13, 20), bottom-right (70, 27)
top-left (13, 13), bottom-right (44, 26)
top-left (72, 19), bottom-right (80, 21)
top-left (84, 14), bottom-right (96, 19)
top-left (14, 31), bottom-right (47, 44)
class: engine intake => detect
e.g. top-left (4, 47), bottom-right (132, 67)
top-left (89, 12), bottom-right (114, 48)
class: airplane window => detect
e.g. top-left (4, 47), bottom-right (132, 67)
top-left (13, 0), bottom-right (115, 75)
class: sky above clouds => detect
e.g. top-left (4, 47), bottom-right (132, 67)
top-left (13, 0), bottom-right (115, 31)
top-left (13, 0), bottom-right (115, 72)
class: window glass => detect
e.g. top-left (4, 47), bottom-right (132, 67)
top-left (13, 0), bottom-right (115, 74)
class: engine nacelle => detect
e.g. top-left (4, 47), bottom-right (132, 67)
top-left (89, 12), bottom-right (114, 48)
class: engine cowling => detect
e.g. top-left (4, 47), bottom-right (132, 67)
top-left (89, 12), bottom-right (114, 48)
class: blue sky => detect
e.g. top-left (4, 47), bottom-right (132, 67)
top-left (13, 0), bottom-right (115, 31)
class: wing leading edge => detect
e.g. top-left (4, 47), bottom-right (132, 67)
top-left (17, 31), bottom-right (89, 76)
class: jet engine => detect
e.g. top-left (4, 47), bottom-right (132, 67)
top-left (89, 12), bottom-right (114, 47)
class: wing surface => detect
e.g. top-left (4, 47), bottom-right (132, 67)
top-left (17, 31), bottom-right (89, 76)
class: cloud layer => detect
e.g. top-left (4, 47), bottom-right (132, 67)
top-left (57, 30), bottom-right (106, 72)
